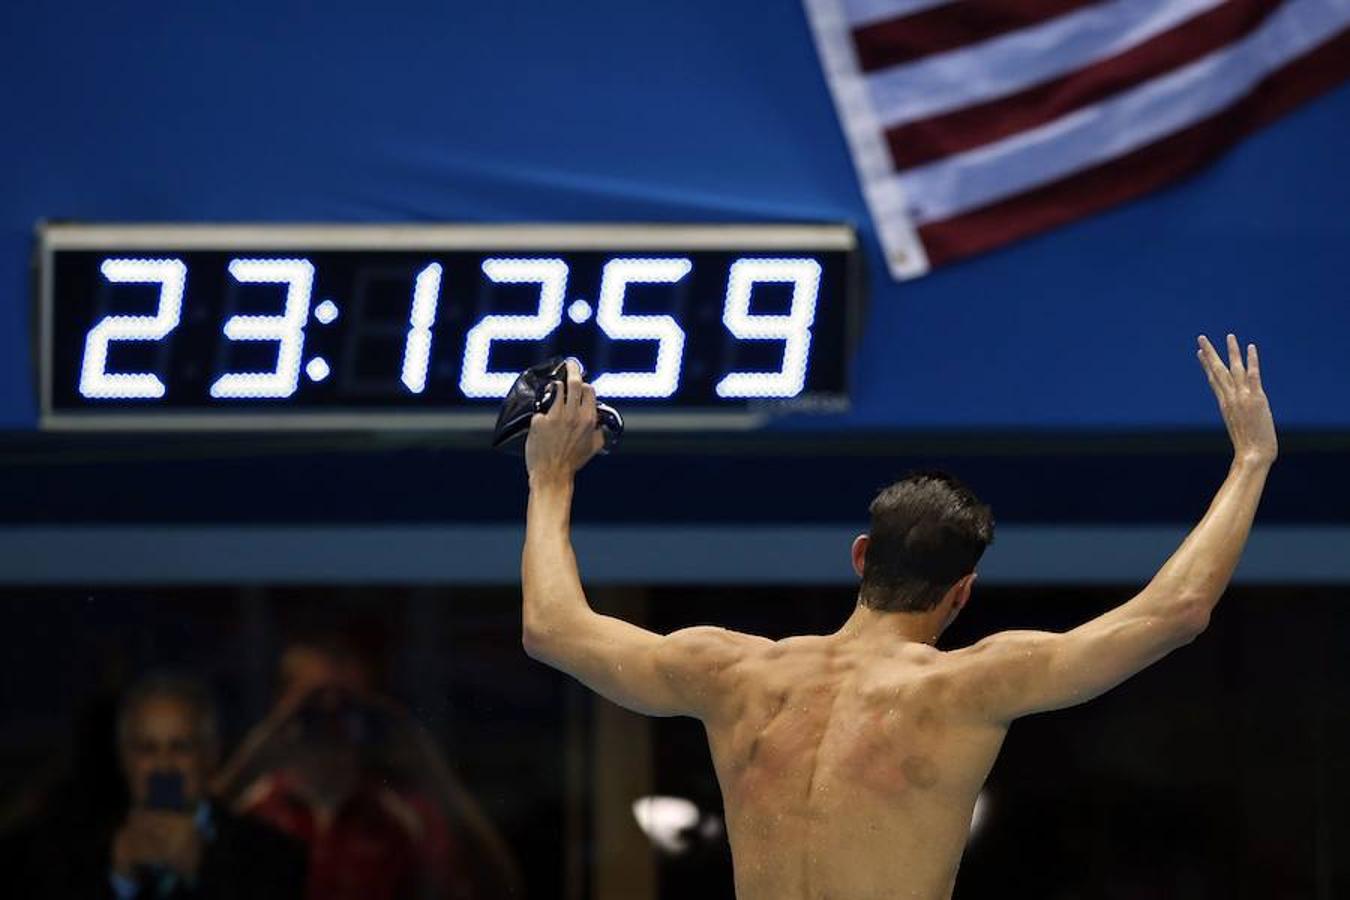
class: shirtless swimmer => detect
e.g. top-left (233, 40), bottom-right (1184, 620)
top-left (520, 334), bottom-right (1276, 900)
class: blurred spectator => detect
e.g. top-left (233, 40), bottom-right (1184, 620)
top-left (216, 638), bottom-right (522, 900)
top-left (20, 673), bottom-right (306, 900)
top-left (276, 635), bottom-right (375, 707)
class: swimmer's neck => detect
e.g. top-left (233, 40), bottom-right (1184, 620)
top-left (833, 599), bottom-right (950, 648)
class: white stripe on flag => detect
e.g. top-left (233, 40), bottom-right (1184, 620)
top-left (866, 0), bottom-right (1228, 129)
top-left (804, 0), bottom-right (931, 278)
top-left (897, 0), bottom-right (1350, 225)
top-left (842, 0), bottom-right (954, 28)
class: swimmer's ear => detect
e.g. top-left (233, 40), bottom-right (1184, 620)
top-left (953, 573), bottom-right (977, 611)
top-left (851, 534), bottom-right (869, 579)
top-left (938, 575), bottom-right (977, 634)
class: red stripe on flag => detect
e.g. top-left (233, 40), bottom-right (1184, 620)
top-left (915, 27), bottom-right (1350, 268)
top-left (852, 0), bottom-right (1097, 72)
top-left (887, 0), bottom-right (1288, 171)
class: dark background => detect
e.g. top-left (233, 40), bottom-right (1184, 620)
top-left (7, 583), bottom-right (1345, 898)
top-left (0, 421), bottom-right (1343, 900)
top-left (0, 586), bottom-right (574, 900)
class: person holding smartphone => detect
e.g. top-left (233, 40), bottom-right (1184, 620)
top-left (23, 673), bottom-right (307, 900)
top-left (110, 678), bottom-right (216, 894)
top-left (108, 674), bottom-right (307, 900)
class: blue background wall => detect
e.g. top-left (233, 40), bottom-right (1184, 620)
top-left (3, 0), bottom-right (1349, 433)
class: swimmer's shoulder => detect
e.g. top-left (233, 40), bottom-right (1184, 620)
top-left (666, 626), bottom-right (775, 673)
top-left (921, 633), bottom-right (1053, 722)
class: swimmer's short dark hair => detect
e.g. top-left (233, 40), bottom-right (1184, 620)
top-left (860, 470), bottom-right (994, 613)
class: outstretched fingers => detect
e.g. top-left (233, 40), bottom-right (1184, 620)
top-left (1226, 333), bottom-right (1246, 381)
top-left (1246, 342), bottom-right (1263, 391)
top-left (1197, 335), bottom-right (1231, 398)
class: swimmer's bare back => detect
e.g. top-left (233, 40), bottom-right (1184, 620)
top-left (519, 335), bottom-right (1277, 900)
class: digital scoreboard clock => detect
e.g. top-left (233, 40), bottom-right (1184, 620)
top-left (37, 224), bottom-right (860, 430)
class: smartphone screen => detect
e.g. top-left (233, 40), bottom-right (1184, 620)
top-left (145, 770), bottom-right (186, 811)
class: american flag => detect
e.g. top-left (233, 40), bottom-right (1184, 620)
top-left (803, 0), bottom-right (1350, 279)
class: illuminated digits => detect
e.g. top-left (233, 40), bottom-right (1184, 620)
top-left (589, 258), bottom-right (690, 398)
top-left (210, 258), bottom-right (314, 399)
top-left (79, 258), bottom-right (187, 399)
top-left (400, 262), bottom-right (443, 394)
top-left (715, 258), bottom-right (821, 398)
top-left (460, 258), bottom-right (567, 398)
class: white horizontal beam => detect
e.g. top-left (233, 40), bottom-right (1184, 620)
top-left (0, 526), bottom-right (1345, 585)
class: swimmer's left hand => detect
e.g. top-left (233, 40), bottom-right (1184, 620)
top-left (525, 360), bottom-right (606, 484)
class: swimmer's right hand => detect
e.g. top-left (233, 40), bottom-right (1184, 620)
top-left (525, 360), bottom-right (606, 483)
top-left (1196, 334), bottom-right (1277, 466)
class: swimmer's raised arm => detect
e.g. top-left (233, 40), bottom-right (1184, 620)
top-left (957, 334), bottom-right (1277, 723)
top-left (520, 362), bottom-right (766, 719)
